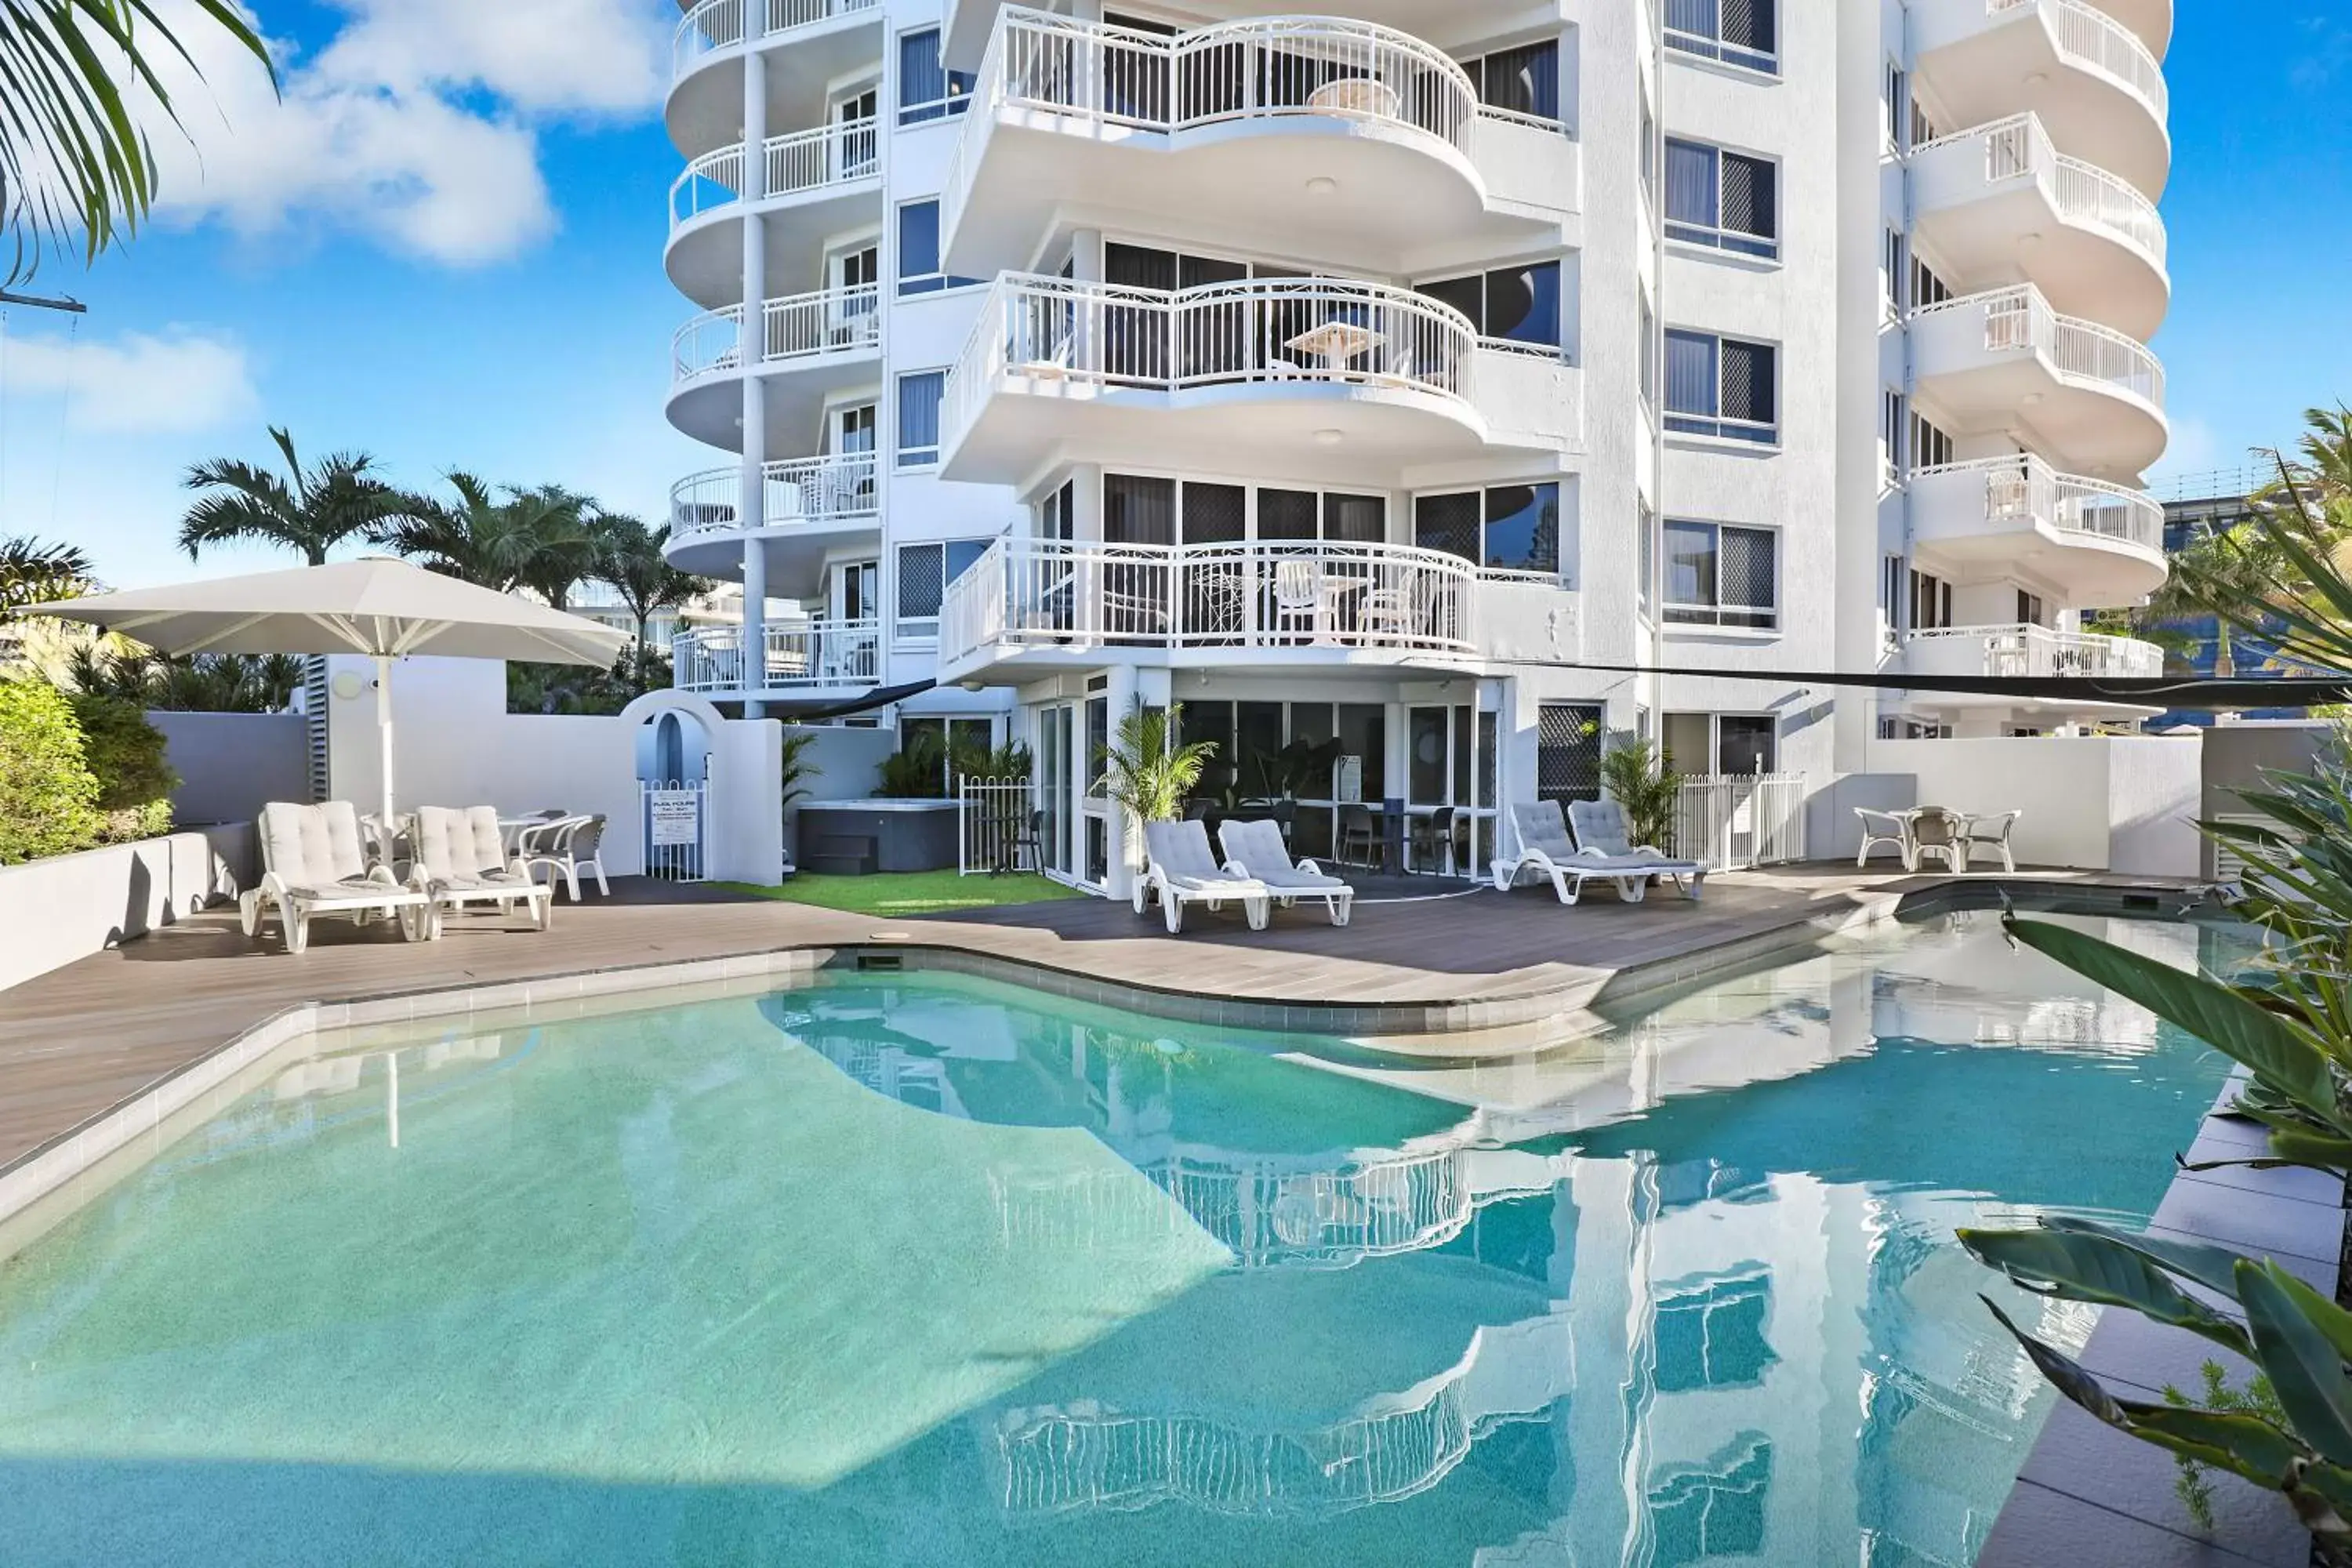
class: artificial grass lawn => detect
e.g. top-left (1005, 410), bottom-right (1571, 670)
top-left (716, 870), bottom-right (1087, 919)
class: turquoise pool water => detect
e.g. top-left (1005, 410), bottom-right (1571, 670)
top-left (0, 910), bottom-right (2242, 1566)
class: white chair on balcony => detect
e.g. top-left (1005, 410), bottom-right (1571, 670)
top-left (1356, 574), bottom-right (1437, 647)
top-left (1271, 557), bottom-right (1325, 642)
top-left (1218, 818), bottom-right (1354, 927)
top-left (1137, 820), bottom-right (1271, 935)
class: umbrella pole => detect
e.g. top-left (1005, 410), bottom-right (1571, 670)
top-left (376, 655), bottom-right (396, 856)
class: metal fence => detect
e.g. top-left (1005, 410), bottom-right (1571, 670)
top-left (1671, 773), bottom-right (1807, 870)
top-left (959, 776), bottom-right (1036, 874)
top-left (641, 779), bottom-right (710, 882)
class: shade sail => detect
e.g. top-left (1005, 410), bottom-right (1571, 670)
top-left (20, 558), bottom-right (630, 666)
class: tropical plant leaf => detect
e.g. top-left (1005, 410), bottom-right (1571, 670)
top-left (2241, 1261), bottom-right (2352, 1468)
top-left (2038, 1214), bottom-right (2263, 1300)
top-left (1958, 1227), bottom-right (2252, 1355)
top-left (2005, 916), bottom-right (2339, 1120)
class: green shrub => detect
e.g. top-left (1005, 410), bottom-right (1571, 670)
top-left (69, 693), bottom-right (176, 842)
top-left (0, 680), bottom-right (103, 864)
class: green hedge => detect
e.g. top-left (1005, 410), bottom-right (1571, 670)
top-left (0, 681), bottom-right (104, 864)
top-left (69, 693), bottom-right (178, 844)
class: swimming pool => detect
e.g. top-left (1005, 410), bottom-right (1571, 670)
top-left (0, 909), bottom-right (2243, 1566)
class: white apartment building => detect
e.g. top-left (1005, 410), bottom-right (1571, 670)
top-left (660, 0), bottom-right (2172, 896)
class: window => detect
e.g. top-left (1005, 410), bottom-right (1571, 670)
top-left (1103, 473), bottom-right (1178, 544)
top-left (1909, 568), bottom-right (1954, 630)
top-left (1537, 703), bottom-right (1604, 804)
top-left (896, 371), bottom-right (945, 466)
top-left (1415, 484), bottom-right (1563, 575)
top-left (1910, 410), bottom-right (1954, 470)
top-left (1464, 39), bottom-right (1559, 123)
top-left (2018, 588), bottom-right (2046, 626)
top-left (1883, 61), bottom-right (1907, 151)
top-left (896, 28), bottom-right (973, 125)
top-left (1879, 389), bottom-right (1906, 483)
top-left (1881, 554), bottom-right (1904, 644)
top-left (896, 201), bottom-right (979, 296)
top-left (1639, 499), bottom-right (1657, 619)
top-left (1040, 478), bottom-right (1075, 541)
top-left (1882, 227), bottom-right (1908, 314)
top-left (1664, 140), bottom-right (1777, 258)
top-left (1911, 253), bottom-right (1953, 310)
top-left (1664, 0), bottom-right (1777, 74)
top-left (895, 539), bottom-right (992, 635)
top-left (1664, 331), bottom-right (1777, 444)
top-left (1416, 262), bottom-right (1563, 354)
top-left (1716, 715), bottom-right (1777, 774)
top-left (1662, 520), bottom-right (1777, 629)
top-left (1256, 488), bottom-right (1385, 542)
top-left (1652, 1274), bottom-right (1777, 1392)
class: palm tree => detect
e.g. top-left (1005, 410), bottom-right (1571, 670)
top-left (179, 426), bottom-right (414, 565)
top-left (0, 2), bottom-right (272, 281)
top-left (376, 474), bottom-right (605, 608)
top-left (0, 533), bottom-right (93, 612)
top-left (1096, 702), bottom-right (1218, 823)
top-left (593, 513), bottom-right (706, 691)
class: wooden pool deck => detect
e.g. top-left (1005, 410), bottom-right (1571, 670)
top-left (0, 866), bottom-right (2212, 1182)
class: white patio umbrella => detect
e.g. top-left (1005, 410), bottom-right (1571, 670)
top-left (22, 558), bottom-right (631, 826)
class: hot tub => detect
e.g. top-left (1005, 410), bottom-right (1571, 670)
top-left (794, 800), bottom-right (960, 875)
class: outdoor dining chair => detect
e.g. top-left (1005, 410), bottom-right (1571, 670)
top-left (1959, 810), bottom-right (2023, 873)
top-left (1910, 808), bottom-right (1965, 873)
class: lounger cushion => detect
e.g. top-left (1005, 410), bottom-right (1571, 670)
top-left (260, 800), bottom-right (372, 887)
top-left (413, 806), bottom-right (511, 883)
top-left (1509, 801), bottom-right (1581, 862)
top-left (1218, 819), bottom-right (1349, 891)
top-left (1145, 821), bottom-right (1266, 894)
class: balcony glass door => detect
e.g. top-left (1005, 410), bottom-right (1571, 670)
top-left (1038, 702), bottom-right (1076, 877)
top-left (833, 89), bottom-right (878, 177)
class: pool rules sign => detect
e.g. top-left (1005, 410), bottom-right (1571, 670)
top-left (648, 789), bottom-right (702, 847)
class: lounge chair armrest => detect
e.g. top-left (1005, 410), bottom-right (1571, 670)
top-left (1224, 858), bottom-right (1251, 878)
top-left (1633, 843), bottom-right (1667, 858)
top-left (1296, 858), bottom-right (1323, 877)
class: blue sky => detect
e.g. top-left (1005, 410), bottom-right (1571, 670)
top-left (7, 0), bottom-right (2347, 588)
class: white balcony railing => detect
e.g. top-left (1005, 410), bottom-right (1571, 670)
top-left (668, 453), bottom-right (880, 541)
top-left (1916, 455), bottom-right (2165, 554)
top-left (672, 619), bottom-right (884, 694)
top-left (1907, 622), bottom-right (2165, 679)
top-left (1912, 113), bottom-right (2166, 269)
top-left (1914, 284), bottom-right (2164, 407)
top-left (945, 272), bottom-right (1476, 451)
top-left (673, 0), bottom-right (880, 79)
top-left (668, 118), bottom-right (880, 227)
top-left (672, 284), bottom-right (883, 383)
top-left (1984, 0), bottom-right (2168, 125)
top-left (941, 537), bottom-right (1508, 666)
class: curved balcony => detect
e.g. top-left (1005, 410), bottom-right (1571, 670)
top-left (666, 118), bottom-right (881, 310)
top-left (673, 619), bottom-right (883, 699)
top-left (940, 0), bottom-right (1541, 74)
top-left (1915, 0), bottom-right (2169, 200)
top-left (941, 9), bottom-right (1575, 279)
top-left (942, 274), bottom-right (1567, 483)
top-left (1910, 456), bottom-right (2168, 605)
top-left (1900, 623), bottom-right (2165, 715)
top-left (1907, 114), bottom-right (2168, 339)
top-left (667, 0), bottom-right (884, 160)
top-left (666, 285), bottom-right (882, 452)
top-left (938, 535), bottom-right (1581, 681)
top-left (664, 455), bottom-right (880, 592)
top-left (1910, 285), bottom-right (2165, 477)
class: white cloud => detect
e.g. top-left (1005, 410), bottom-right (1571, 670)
top-left (128, 0), bottom-right (666, 267)
top-left (319, 0), bottom-right (670, 116)
top-left (2, 328), bottom-right (258, 435)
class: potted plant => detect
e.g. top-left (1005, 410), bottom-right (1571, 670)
top-left (1599, 735), bottom-right (1683, 866)
top-left (778, 727), bottom-right (818, 878)
top-left (1095, 702), bottom-right (1218, 886)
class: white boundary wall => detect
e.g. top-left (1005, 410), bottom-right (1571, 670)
top-left (1866, 735), bottom-right (2205, 875)
top-left (0, 823), bottom-right (251, 993)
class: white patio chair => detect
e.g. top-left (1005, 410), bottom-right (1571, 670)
top-left (1855, 808), bottom-right (1915, 869)
top-left (409, 805), bottom-right (554, 933)
top-left (1959, 809), bottom-right (2022, 873)
top-left (1490, 801), bottom-right (1660, 906)
top-left (518, 813), bottom-right (612, 900)
top-left (1136, 819), bottom-right (1272, 935)
top-left (1270, 557), bottom-right (1323, 642)
top-left (241, 800), bottom-right (434, 955)
top-left (1910, 807), bottom-right (1965, 873)
top-left (1568, 798), bottom-right (1707, 902)
top-left (1218, 818), bottom-right (1354, 927)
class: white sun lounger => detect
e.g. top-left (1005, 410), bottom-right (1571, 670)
top-left (1136, 819), bottom-right (1272, 935)
top-left (241, 800), bottom-right (435, 954)
top-left (1491, 801), bottom-right (1697, 906)
top-left (408, 806), bottom-right (554, 934)
top-left (1218, 818), bottom-right (1355, 927)
top-left (1568, 799), bottom-right (1707, 902)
